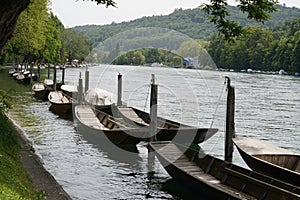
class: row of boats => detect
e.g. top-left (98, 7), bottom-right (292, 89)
top-left (9, 65), bottom-right (38, 84)
top-left (9, 67), bottom-right (300, 199)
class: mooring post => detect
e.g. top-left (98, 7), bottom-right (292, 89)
top-left (117, 73), bottom-right (123, 106)
top-left (47, 64), bottom-right (50, 79)
top-left (225, 76), bottom-right (235, 162)
top-left (78, 72), bottom-right (83, 104)
top-left (149, 74), bottom-right (157, 142)
top-left (61, 66), bottom-right (65, 85)
top-left (147, 74), bottom-right (157, 175)
top-left (29, 62), bottom-right (33, 85)
top-left (37, 63), bottom-right (40, 83)
top-left (85, 66), bottom-right (89, 93)
top-left (53, 66), bottom-right (57, 91)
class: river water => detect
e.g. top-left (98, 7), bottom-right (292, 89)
top-left (1, 65), bottom-right (299, 199)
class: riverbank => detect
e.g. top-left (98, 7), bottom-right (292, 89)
top-left (0, 111), bottom-right (71, 200)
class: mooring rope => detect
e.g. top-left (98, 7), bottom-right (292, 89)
top-left (209, 81), bottom-right (227, 129)
top-left (143, 82), bottom-right (151, 112)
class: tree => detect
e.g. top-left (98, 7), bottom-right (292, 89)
top-left (202, 0), bottom-right (278, 40)
top-left (291, 36), bottom-right (300, 73)
top-left (62, 29), bottom-right (92, 62)
top-left (1, 0), bottom-right (65, 64)
top-left (0, 0), bottom-right (115, 52)
top-left (0, 0), bottom-right (30, 51)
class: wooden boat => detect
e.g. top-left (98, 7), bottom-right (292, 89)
top-left (61, 85), bottom-right (78, 100)
top-left (233, 137), bottom-right (300, 187)
top-left (149, 141), bottom-right (300, 200)
top-left (32, 82), bottom-right (52, 100)
top-left (23, 72), bottom-right (37, 85)
top-left (48, 90), bottom-right (74, 115)
top-left (74, 105), bottom-right (141, 145)
top-left (74, 104), bottom-right (218, 146)
top-left (102, 105), bottom-right (218, 144)
top-left (16, 73), bottom-right (25, 83)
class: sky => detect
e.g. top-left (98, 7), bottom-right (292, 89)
top-left (50, 0), bottom-right (300, 28)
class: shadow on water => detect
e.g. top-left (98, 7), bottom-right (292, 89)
top-left (161, 179), bottom-right (208, 200)
top-left (74, 130), bottom-right (143, 167)
top-left (48, 106), bottom-right (74, 121)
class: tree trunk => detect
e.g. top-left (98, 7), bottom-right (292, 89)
top-left (0, 0), bottom-right (30, 51)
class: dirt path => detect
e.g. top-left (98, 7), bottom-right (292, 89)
top-left (7, 113), bottom-right (72, 200)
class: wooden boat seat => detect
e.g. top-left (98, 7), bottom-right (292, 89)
top-left (154, 142), bottom-right (254, 199)
top-left (76, 105), bottom-right (109, 130)
top-left (223, 167), bottom-right (298, 197)
top-left (61, 96), bottom-right (69, 103)
top-left (118, 107), bottom-right (148, 125)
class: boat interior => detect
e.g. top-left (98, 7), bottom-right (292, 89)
top-left (151, 142), bottom-right (300, 199)
top-left (96, 109), bottom-right (138, 130)
top-left (254, 154), bottom-right (300, 173)
top-left (118, 106), bottom-right (187, 129)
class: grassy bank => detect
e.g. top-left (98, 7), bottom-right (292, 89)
top-left (0, 111), bottom-right (43, 199)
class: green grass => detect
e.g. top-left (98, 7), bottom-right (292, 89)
top-left (0, 112), bottom-right (44, 199)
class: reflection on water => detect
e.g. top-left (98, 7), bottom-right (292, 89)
top-left (1, 66), bottom-right (299, 199)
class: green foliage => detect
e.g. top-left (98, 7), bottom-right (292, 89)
top-left (202, 0), bottom-right (279, 40)
top-left (0, 0), bottom-right (91, 65)
top-left (0, 90), bottom-right (11, 112)
top-left (62, 29), bottom-right (92, 62)
top-left (208, 20), bottom-right (300, 73)
top-left (42, 13), bottom-right (63, 63)
top-left (4, 0), bottom-right (48, 60)
top-left (73, 5), bottom-right (300, 46)
top-left (113, 48), bottom-right (183, 67)
top-left (0, 112), bottom-right (44, 199)
top-left (87, 0), bottom-right (116, 7)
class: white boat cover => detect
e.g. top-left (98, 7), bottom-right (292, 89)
top-left (61, 85), bottom-right (78, 93)
top-left (84, 88), bottom-right (113, 106)
top-left (44, 79), bottom-right (54, 86)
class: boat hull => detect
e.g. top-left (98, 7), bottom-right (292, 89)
top-left (49, 102), bottom-right (73, 115)
top-left (233, 137), bottom-right (300, 187)
top-left (149, 141), bottom-right (300, 200)
top-left (33, 89), bottom-right (51, 101)
top-left (48, 91), bottom-right (74, 115)
top-left (235, 145), bottom-right (300, 187)
top-left (100, 105), bottom-right (218, 144)
top-left (75, 115), bottom-right (141, 146)
top-left (32, 83), bottom-right (52, 101)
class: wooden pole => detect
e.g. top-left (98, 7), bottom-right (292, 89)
top-left (147, 74), bottom-right (157, 175)
top-left (85, 67), bottom-right (89, 93)
top-left (78, 72), bottom-right (83, 104)
top-left (37, 64), bottom-right (40, 83)
top-left (29, 63), bottom-right (33, 84)
top-left (61, 66), bottom-right (65, 85)
top-left (47, 64), bottom-right (50, 79)
top-left (53, 66), bottom-right (57, 91)
top-left (117, 73), bottom-right (122, 106)
top-left (225, 76), bottom-right (235, 162)
top-left (149, 74), bottom-right (157, 142)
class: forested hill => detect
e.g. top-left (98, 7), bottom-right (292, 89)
top-left (73, 4), bottom-right (300, 45)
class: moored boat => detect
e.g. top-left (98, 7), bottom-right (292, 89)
top-left (74, 104), bottom-right (218, 146)
top-left (16, 73), bottom-right (25, 83)
top-left (32, 82), bottom-right (52, 100)
top-left (106, 105), bottom-right (218, 144)
top-left (74, 104), bottom-right (141, 146)
top-left (149, 141), bottom-right (300, 200)
top-left (233, 136), bottom-right (300, 187)
top-left (48, 90), bottom-right (74, 115)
